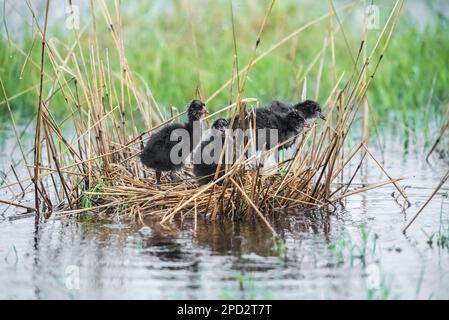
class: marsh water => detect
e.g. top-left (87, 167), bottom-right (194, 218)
top-left (0, 132), bottom-right (449, 300)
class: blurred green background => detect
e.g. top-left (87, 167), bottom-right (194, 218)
top-left (1, 0), bottom-right (448, 139)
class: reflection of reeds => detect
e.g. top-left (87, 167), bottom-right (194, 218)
top-left (1, 0), bottom-right (409, 235)
top-left (427, 100), bottom-right (449, 161)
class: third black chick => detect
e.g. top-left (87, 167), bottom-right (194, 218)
top-left (275, 109), bottom-right (306, 149)
top-left (268, 99), bottom-right (325, 121)
top-left (229, 108), bottom-right (305, 150)
top-left (193, 118), bottom-right (229, 185)
top-left (140, 99), bottom-right (207, 184)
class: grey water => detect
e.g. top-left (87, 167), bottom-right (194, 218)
top-left (0, 131), bottom-right (448, 299)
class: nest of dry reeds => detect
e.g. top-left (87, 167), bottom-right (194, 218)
top-left (67, 83), bottom-right (410, 237)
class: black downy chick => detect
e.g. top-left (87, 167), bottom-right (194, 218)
top-left (275, 109), bottom-right (306, 149)
top-left (193, 118), bottom-right (228, 185)
top-left (230, 108), bottom-right (305, 150)
top-left (140, 100), bottom-right (207, 184)
top-left (269, 99), bottom-right (325, 121)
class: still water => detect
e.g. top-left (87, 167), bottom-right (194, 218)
top-left (0, 134), bottom-right (448, 299)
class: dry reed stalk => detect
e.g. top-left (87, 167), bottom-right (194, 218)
top-left (361, 144), bottom-right (411, 207)
top-left (30, 0), bottom-right (51, 224)
top-left (426, 100), bottom-right (449, 161)
top-left (403, 169), bottom-right (449, 234)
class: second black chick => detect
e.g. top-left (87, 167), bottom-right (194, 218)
top-left (140, 100), bottom-right (207, 184)
top-left (193, 118), bottom-right (229, 185)
top-left (269, 99), bottom-right (325, 121)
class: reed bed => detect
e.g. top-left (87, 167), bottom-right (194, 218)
top-left (0, 0), bottom-right (410, 235)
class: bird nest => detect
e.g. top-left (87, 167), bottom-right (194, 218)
top-left (8, 90), bottom-right (410, 237)
top-left (70, 93), bottom-right (409, 237)
top-left (85, 158), bottom-right (327, 237)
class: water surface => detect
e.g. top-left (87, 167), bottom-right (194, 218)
top-left (0, 134), bottom-right (448, 299)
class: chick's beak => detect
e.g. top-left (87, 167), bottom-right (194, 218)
top-left (202, 105), bottom-right (209, 115)
top-left (319, 112), bottom-right (326, 120)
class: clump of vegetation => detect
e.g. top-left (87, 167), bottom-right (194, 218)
top-left (425, 230), bottom-right (449, 249)
top-left (328, 231), bottom-right (348, 265)
top-left (423, 193), bottom-right (449, 249)
top-left (328, 224), bottom-right (392, 300)
top-left (366, 274), bottom-right (393, 300)
top-left (272, 238), bottom-right (286, 266)
top-left (218, 273), bottom-right (273, 300)
top-left (328, 224), bottom-right (379, 266)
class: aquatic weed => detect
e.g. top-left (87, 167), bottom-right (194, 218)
top-left (328, 231), bottom-right (349, 265)
top-left (272, 238), bottom-right (286, 265)
top-left (424, 193), bottom-right (449, 249)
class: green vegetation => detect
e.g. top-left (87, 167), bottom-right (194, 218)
top-left (1, 1), bottom-right (448, 138)
top-left (366, 274), bottom-right (392, 300)
top-left (80, 180), bottom-right (105, 221)
top-left (219, 272), bottom-right (273, 300)
top-left (424, 192), bottom-right (449, 249)
top-left (328, 231), bottom-right (349, 264)
top-left (328, 225), bottom-right (394, 299)
top-left (272, 238), bottom-right (286, 265)
top-left (328, 224), bottom-right (379, 266)
top-left (425, 231), bottom-right (449, 249)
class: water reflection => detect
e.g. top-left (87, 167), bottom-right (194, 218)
top-left (1, 142), bottom-right (449, 299)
